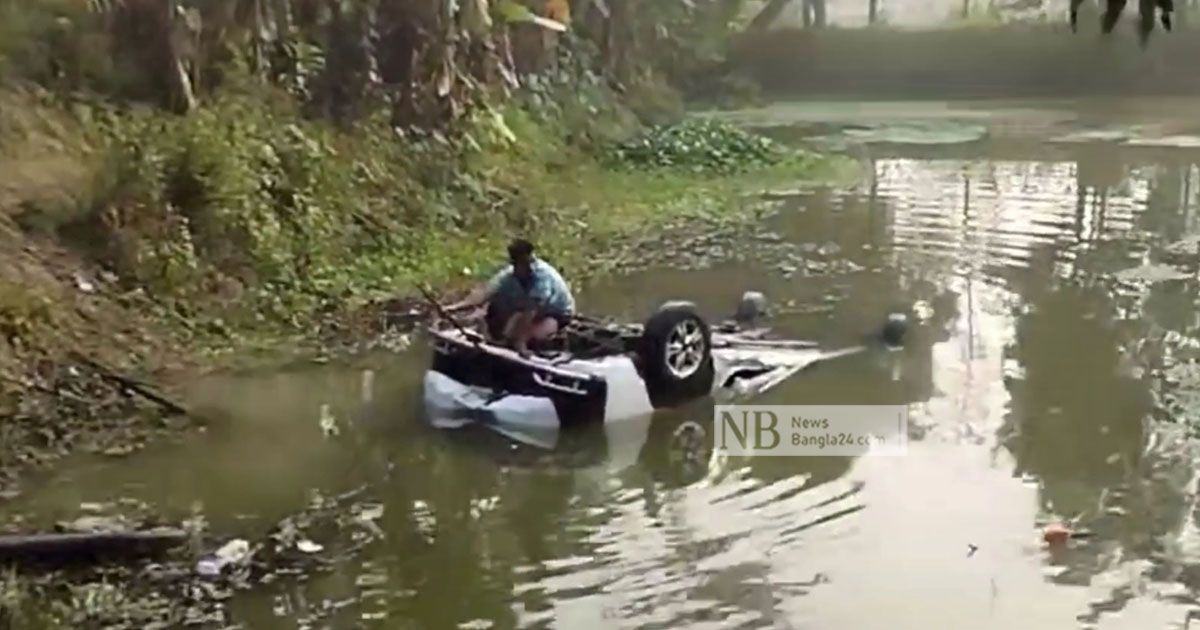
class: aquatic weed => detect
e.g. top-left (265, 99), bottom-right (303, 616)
top-left (605, 118), bottom-right (787, 174)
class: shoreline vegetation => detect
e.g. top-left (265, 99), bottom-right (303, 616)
top-left (0, 83), bottom-right (846, 501)
top-left (0, 1), bottom-right (846, 626)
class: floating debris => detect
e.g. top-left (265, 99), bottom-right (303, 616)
top-left (760, 189), bottom-right (814, 201)
top-left (196, 538), bottom-right (250, 577)
top-left (319, 404), bottom-right (340, 438)
top-left (101, 444), bottom-right (137, 458)
top-left (73, 272), bottom-right (97, 294)
top-left (296, 539), bottom-right (324, 554)
top-left (912, 300), bottom-right (935, 322)
top-left (356, 573), bottom-right (388, 588)
top-left (59, 514), bottom-right (129, 534)
top-left (1164, 235), bottom-right (1200, 258)
top-left (831, 122), bottom-right (989, 146)
top-left (1114, 262), bottom-right (1190, 283)
top-left (1042, 523), bottom-right (1072, 546)
top-left (1041, 522), bottom-right (1095, 546)
top-left (1126, 134), bottom-right (1200, 148)
top-left (1048, 129), bottom-right (1132, 144)
top-left (355, 504), bottom-right (385, 523)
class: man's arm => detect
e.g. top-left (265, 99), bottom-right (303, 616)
top-left (445, 285), bottom-right (488, 312)
top-left (445, 268), bottom-right (507, 311)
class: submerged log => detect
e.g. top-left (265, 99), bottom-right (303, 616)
top-left (0, 528), bottom-right (188, 565)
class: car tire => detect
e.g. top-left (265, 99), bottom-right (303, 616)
top-left (639, 302), bottom-right (715, 407)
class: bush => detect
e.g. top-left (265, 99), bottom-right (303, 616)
top-left (59, 89), bottom-right (529, 323)
top-left (0, 0), bottom-right (125, 92)
top-left (74, 96), bottom-right (371, 302)
top-left (3, 35), bottom-right (800, 337)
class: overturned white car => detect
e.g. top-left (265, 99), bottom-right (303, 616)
top-left (422, 296), bottom-right (908, 440)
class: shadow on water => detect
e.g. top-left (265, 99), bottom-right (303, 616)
top-left (15, 98), bottom-right (1200, 628)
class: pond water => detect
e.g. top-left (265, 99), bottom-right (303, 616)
top-left (9, 98), bottom-right (1200, 629)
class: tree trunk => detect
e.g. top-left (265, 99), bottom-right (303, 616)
top-left (605, 0), bottom-right (633, 78)
top-left (164, 0), bottom-right (198, 113)
top-left (312, 0), bottom-right (379, 124)
top-left (274, 0), bottom-right (294, 36)
top-left (379, 0), bottom-right (422, 127)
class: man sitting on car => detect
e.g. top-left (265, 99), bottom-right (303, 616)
top-left (446, 238), bottom-right (575, 356)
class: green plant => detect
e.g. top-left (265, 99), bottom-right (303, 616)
top-left (0, 569), bottom-right (60, 630)
top-left (605, 118), bottom-right (787, 174)
top-left (270, 38), bottom-right (327, 102)
top-left (47, 581), bottom-right (122, 627)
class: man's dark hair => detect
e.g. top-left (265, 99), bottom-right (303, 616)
top-left (508, 238), bottom-right (535, 263)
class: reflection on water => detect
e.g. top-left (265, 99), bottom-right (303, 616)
top-left (9, 100), bottom-right (1200, 628)
top-left (741, 0), bottom-right (1058, 29)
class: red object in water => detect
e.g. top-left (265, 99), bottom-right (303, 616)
top-left (1043, 523), bottom-right (1072, 545)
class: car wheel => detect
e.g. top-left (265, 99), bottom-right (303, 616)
top-left (639, 302), bottom-right (715, 406)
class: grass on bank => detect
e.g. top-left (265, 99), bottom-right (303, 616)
top-left (1, 75), bottom-right (846, 359)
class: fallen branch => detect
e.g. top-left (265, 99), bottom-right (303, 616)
top-left (0, 529), bottom-right (188, 565)
top-left (68, 352), bottom-right (190, 417)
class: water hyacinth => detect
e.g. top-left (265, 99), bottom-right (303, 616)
top-left (606, 119), bottom-right (788, 174)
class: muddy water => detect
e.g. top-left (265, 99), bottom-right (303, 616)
top-left (10, 99), bottom-right (1200, 629)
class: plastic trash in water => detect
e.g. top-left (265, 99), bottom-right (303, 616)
top-left (216, 538), bottom-right (250, 563)
top-left (355, 503), bottom-right (386, 538)
top-left (356, 504), bottom-right (384, 522)
top-left (196, 557), bottom-right (222, 577)
top-left (912, 300), bottom-right (934, 322)
top-left (196, 538), bottom-right (250, 577)
top-left (296, 539), bottom-right (324, 554)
